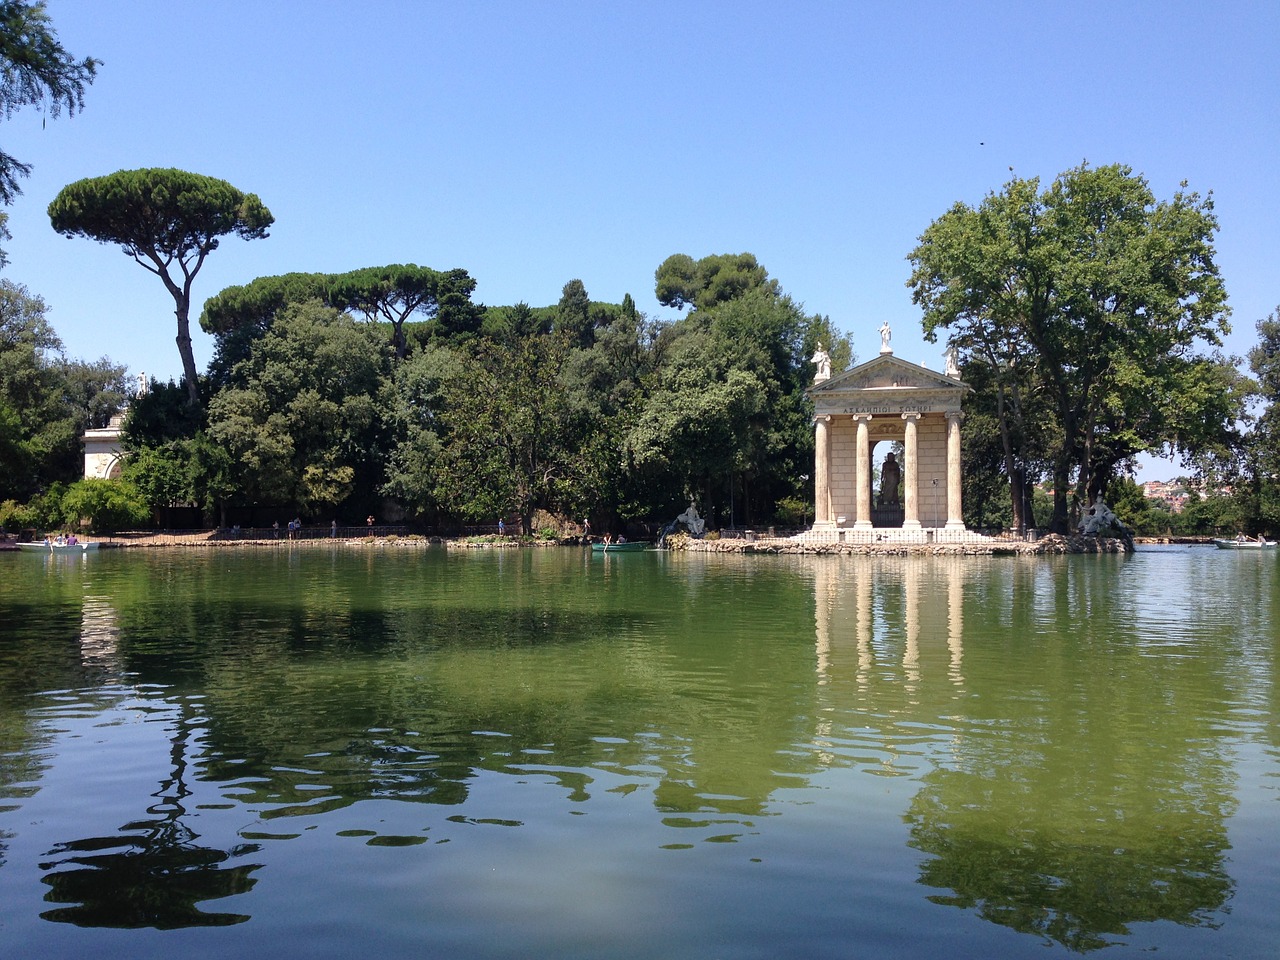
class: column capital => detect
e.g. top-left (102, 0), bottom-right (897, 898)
top-left (945, 410), bottom-right (965, 425)
top-left (851, 413), bottom-right (874, 424)
top-left (813, 414), bottom-right (831, 424)
top-left (900, 411), bottom-right (922, 422)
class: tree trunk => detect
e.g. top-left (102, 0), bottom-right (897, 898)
top-left (173, 293), bottom-right (201, 406)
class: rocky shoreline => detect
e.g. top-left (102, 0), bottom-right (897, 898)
top-left (79, 530), bottom-right (1137, 555)
top-left (663, 532), bottom-right (1133, 556)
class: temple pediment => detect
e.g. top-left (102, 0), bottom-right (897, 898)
top-left (810, 354), bottom-right (964, 395)
top-left (808, 354), bottom-right (967, 418)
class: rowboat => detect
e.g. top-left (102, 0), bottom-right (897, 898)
top-left (17, 540), bottom-right (100, 554)
top-left (590, 541), bottom-right (650, 553)
top-left (1213, 538), bottom-right (1276, 550)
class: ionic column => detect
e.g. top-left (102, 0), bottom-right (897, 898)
top-left (813, 415), bottom-right (831, 526)
top-left (901, 412), bottom-right (921, 530)
top-left (945, 411), bottom-right (965, 530)
top-left (854, 414), bottom-right (873, 529)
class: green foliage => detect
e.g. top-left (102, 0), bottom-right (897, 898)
top-left (122, 379), bottom-right (205, 447)
top-left (482, 302), bottom-right (552, 344)
top-left (654, 252), bottom-right (775, 312)
top-left (16, 479), bottom-right (65, 531)
top-left (427, 335), bottom-right (589, 533)
top-left (381, 343), bottom-right (458, 516)
top-left (61, 477), bottom-right (150, 532)
top-left (49, 168), bottom-right (274, 404)
top-left (773, 496), bottom-right (808, 527)
top-left (909, 163), bottom-right (1235, 533)
top-left (554, 279), bottom-right (593, 349)
top-left (0, 279), bottom-right (127, 499)
top-left (206, 301), bottom-right (388, 515)
top-left (1104, 477), bottom-right (1157, 534)
top-left (121, 443), bottom-right (189, 510)
top-left (0, 1), bottom-right (99, 204)
top-left (200, 272), bottom-right (330, 386)
top-left (329, 264), bottom-right (479, 359)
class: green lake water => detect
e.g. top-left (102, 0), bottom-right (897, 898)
top-left (0, 545), bottom-right (1277, 958)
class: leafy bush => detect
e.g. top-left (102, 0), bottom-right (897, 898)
top-left (0, 499), bottom-right (27, 531)
top-left (60, 478), bottom-right (150, 533)
top-left (13, 483), bottom-right (69, 533)
top-left (773, 496), bottom-right (808, 527)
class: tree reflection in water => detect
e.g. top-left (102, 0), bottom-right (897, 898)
top-left (905, 766), bottom-right (1233, 951)
top-left (37, 705), bottom-right (262, 928)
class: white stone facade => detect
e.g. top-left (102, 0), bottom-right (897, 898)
top-left (806, 349), bottom-right (976, 542)
top-left (83, 414), bottom-right (125, 479)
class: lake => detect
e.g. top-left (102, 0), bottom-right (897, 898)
top-left (1, 544), bottom-right (1277, 958)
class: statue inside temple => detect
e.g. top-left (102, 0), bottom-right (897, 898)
top-left (880, 453), bottom-right (901, 506)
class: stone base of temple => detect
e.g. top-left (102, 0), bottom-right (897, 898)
top-left (790, 526), bottom-right (995, 546)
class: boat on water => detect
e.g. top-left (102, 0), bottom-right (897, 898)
top-left (590, 541), bottom-right (650, 553)
top-left (17, 540), bottom-right (100, 554)
top-left (1213, 537), bottom-right (1276, 550)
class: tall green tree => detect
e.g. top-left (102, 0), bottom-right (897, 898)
top-left (49, 168), bottom-right (274, 405)
top-left (637, 255), bottom-right (851, 525)
top-left (1230, 307), bottom-right (1280, 535)
top-left (206, 302), bottom-right (388, 515)
top-left (554, 278), bottom-right (593, 349)
top-left (909, 163), bottom-right (1232, 533)
top-left (429, 335), bottom-right (588, 533)
top-left (329, 264), bottom-right (456, 360)
top-left (0, 1), bottom-right (98, 205)
top-left (381, 343), bottom-right (461, 520)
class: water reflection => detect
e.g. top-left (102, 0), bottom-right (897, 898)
top-left (810, 554), bottom-right (1239, 950)
top-left (39, 700), bottom-right (261, 928)
top-left (905, 764), bottom-right (1231, 952)
top-left (0, 548), bottom-right (1271, 952)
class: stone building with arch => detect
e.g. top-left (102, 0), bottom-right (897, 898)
top-left (804, 336), bottom-right (984, 544)
top-left (83, 413), bottom-right (126, 480)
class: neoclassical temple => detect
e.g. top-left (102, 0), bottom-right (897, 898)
top-left (805, 331), bottom-right (980, 543)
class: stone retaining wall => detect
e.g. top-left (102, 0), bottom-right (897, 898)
top-left (663, 532), bottom-right (1132, 556)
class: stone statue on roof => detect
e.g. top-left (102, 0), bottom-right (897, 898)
top-left (811, 343), bottom-right (832, 383)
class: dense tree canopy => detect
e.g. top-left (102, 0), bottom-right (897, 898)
top-left (909, 163), bottom-right (1236, 533)
top-left (0, 278), bottom-right (125, 502)
top-left (329, 264), bottom-right (479, 360)
top-left (49, 168), bottom-right (273, 405)
top-left (206, 301), bottom-right (389, 516)
top-left (655, 252), bottom-right (776, 313)
top-left (0, 1), bottom-right (98, 205)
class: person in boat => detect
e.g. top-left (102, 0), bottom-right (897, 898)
top-left (604, 534), bottom-right (613, 545)
top-left (617, 534), bottom-right (626, 543)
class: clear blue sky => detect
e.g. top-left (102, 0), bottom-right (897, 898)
top-left (4, 1), bottom-right (1277, 480)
